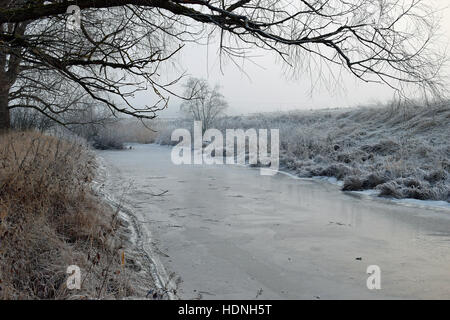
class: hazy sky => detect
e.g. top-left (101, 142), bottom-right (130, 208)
top-left (136, 0), bottom-right (450, 117)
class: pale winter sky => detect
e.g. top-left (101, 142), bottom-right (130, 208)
top-left (135, 0), bottom-right (450, 117)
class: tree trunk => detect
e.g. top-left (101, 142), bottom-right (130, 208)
top-left (0, 22), bottom-right (26, 131)
top-left (0, 82), bottom-right (10, 131)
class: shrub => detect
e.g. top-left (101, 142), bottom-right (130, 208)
top-left (343, 176), bottom-right (364, 191)
top-left (319, 164), bottom-right (352, 180)
top-left (424, 170), bottom-right (447, 184)
top-left (377, 181), bottom-right (403, 199)
top-left (363, 173), bottom-right (388, 189)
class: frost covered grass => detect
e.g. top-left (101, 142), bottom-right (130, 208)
top-left (102, 118), bottom-right (162, 145)
top-left (0, 131), bottom-right (137, 299)
top-left (157, 101), bottom-right (449, 202)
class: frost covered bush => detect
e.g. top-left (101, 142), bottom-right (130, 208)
top-left (156, 119), bottom-right (191, 146)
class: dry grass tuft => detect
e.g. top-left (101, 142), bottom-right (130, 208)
top-left (0, 131), bottom-right (133, 299)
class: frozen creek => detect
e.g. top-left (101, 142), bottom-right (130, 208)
top-left (98, 143), bottom-right (450, 299)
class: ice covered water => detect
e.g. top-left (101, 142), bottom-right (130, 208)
top-left (99, 143), bottom-right (450, 299)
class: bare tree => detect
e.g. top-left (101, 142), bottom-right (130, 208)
top-left (0, 0), bottom-right (446, 130)
top-left (181, 77), bottom-right (228, 132)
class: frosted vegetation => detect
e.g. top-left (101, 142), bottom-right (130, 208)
top-left (156, 101), bottom-right (449, 203)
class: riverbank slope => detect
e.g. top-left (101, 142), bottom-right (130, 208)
top-left (156, 102), bottom-right (449, 202)
top-left (0, 131), bottom-right (155, 299)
